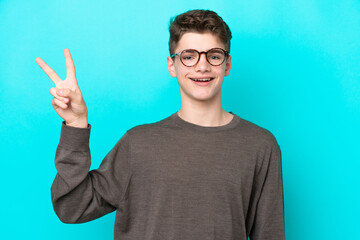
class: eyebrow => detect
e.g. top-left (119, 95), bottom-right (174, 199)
top-left (180, 47), bottom-right (225, 52)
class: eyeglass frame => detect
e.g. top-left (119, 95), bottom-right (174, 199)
top-left (170, 48), bottom-right (230, 67)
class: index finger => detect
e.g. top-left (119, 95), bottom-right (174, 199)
top-left (35, 57), bottom-right (62, 85)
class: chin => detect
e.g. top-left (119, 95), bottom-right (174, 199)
top-left (191, 92), bottom-right (219, 102)
top-left (179, 85), bottom-right (221, 102)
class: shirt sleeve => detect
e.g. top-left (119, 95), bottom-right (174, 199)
top-left (51, 122), bottom-right (132, 223)
top-left (249, 141), bottom-right (285, 239)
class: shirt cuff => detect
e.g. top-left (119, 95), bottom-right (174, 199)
top-left (58, 121), bottom-right (92, 151)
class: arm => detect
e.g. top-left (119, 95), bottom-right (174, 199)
top-left (36, 49), bottom-right (131, 223)
top-left (51, 123), bottom-right (131, 223)
top-left (249, 142), bottom-right (285, 239)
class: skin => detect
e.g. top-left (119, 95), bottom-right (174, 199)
top-left (167, 32), bottom-right (233, 127)
top-left (35, 49), bottom-right (88, 128)
top-left (36, 32), bottom-right (232, 128)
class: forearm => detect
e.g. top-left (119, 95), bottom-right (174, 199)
top-left (51, 122), bottom-right (115, 223)
top-left (249, 142), bottom-right (285, 239)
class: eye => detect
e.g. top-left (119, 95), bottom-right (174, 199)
top-left (181, 50), bottom-right (197, 61)
top-left (182, 55), bottom-right (194, 60)
top-left (208, 53), bottom-right (223, 60)
top-left (210, 55), bottom-right (220, 60)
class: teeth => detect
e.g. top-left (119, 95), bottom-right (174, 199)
top-left (191, 78), bottom-right (212, 82)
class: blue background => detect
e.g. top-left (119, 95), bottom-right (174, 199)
top-left (1, 0), bottom-right (359, 239)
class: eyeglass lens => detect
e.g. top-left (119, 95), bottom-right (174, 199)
top-left (180, 49), bottom-right (226, 67)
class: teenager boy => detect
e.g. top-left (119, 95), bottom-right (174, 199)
top-left (36, 9), bottom-right (285, 240)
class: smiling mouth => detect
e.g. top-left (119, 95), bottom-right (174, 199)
top-left (190, 78), bottom-right (214, 82)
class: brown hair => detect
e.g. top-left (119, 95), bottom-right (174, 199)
top-left (169, 9), bottom-right (232, 55)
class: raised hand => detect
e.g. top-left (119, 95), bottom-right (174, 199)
top-left (36, 48), bottom-right (88, 128)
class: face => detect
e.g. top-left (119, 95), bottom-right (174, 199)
top-left (167, 32), bottom-right (232, 103)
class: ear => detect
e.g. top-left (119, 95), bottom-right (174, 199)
top-left (224, 55), bottom-right (232, 76)
top-left (167, 56), bottom-right (177, 77)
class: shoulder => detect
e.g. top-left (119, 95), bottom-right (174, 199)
top-left (234, 115), bottom-right (280, 148)
top-left (123, 114), bottom-right (174, 141)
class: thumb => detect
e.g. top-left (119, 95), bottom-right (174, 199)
top-left (56, 88), bottom-right (79, 101)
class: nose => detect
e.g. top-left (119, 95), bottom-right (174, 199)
top-left (194, 52), bottom-right (211, 72)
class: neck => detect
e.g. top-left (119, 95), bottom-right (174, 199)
top-left (177, 92), bottom-right (233, 127)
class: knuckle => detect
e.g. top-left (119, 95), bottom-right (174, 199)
top-left (50, 88), bottom-right (57, 96)
top-left (75, 93), bottom-right (82, 101)
top-left (54, 98), bottom-right (61, 104)
top-left (52, 98), bottom-right (57, 106)
top-left (64, 88), bottom-right (71, 96)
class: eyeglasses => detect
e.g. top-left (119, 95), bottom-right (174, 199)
top-left (170, 48), bottom-right (229, 67)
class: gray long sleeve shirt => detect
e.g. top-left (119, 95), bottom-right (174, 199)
top-left (51, 112), bottom-right (285, 239)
